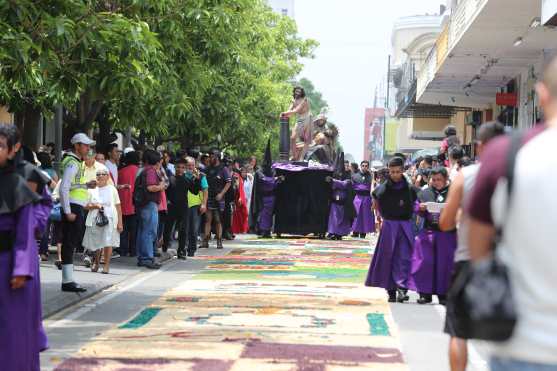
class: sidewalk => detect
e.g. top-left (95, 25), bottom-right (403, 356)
top-left (40, 249), bottom-right (175, 318)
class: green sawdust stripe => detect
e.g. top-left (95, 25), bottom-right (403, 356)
top-left (193, 267), bottom-right (368, 283)
top-left (367, 313), bottom-right (390, 336)
top-left (119, 307), bottom-right (162, 329)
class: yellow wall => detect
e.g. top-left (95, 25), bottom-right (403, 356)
top-left (385, 119), bottom-right (399, 154)
top-left (412, 117), bottom-right (450, 132)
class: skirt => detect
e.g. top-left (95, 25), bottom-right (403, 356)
top-left (83, 221), bottom-right (120, 250)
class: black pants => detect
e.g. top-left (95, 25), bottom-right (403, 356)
top-left (61, 204), bottom-right (85, 265)
top-left (163, 204), bottom-right (188, 254)
top-left (222, 201), bottom-right (233, 234)
top-left (120, 214), bottom-right (137, 256)
top-left (186, 206), bottom-right (200, 253)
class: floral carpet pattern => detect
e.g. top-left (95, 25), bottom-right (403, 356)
top-left (55, 237), bottom-right (408, 370)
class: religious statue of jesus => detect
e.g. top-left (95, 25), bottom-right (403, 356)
top-left (281, 86), bottom-right (311, 161)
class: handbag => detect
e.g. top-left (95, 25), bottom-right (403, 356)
top-left (50, 203), bottom-right (62, 222)
top-left (447, 131), bottom-right (522, 342)
top-left (95, 208), bottom-right (109, 227)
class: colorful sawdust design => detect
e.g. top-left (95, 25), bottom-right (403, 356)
top-left (119, 307), bottom-right (162, 329)
top-left (55, 237), bottom-right (408, 370)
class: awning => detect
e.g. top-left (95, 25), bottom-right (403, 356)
top-left (396, 81), bottom-right (470, 118)
top-left (417, 0), bottom-right (557, 108)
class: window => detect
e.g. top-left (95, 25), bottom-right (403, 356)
top-left (281, 8), bottom-right (288, 16)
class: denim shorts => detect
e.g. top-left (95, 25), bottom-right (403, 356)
top-left (491, 357), bottom-right (557, 371)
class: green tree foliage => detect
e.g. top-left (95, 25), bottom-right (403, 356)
top-left (0, 0), bottom-right (316, 156)
top-left (297, 77), bottom-right (328, 116)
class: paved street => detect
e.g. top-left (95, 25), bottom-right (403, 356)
top-left (41, 236), bottom-right (488, 371)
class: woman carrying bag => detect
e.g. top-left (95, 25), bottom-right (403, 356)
top-left (83, 169), bottom-right (123, 274)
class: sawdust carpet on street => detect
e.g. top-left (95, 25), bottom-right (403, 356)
top-left (55, 236), bottom-right (408, 371)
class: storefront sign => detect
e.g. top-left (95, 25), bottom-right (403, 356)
top-left (496, 93), bottom-right (518, 107)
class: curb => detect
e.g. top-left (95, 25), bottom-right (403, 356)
top-left (42, 281), bottom-right (114, 319)
top-left (42, 252), bottom-right (176, 319)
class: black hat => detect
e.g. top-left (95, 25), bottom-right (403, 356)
top-left (333, 152), bottom-right (345, 179)
top-left (262, 138), bottom-right (272, 176)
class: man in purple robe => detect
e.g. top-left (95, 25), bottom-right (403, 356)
top-left (365, 157), bottom-right (419, 302)
top-left (351, 161), bottom-right (375, 238)
top-left (407, 167), bottom-right (456, 305)
top-left (0, 125), bottom-right (49, 371)
top-left (253, 139), bottom-right (283, 238)
top-left (326, 152), bottom-right (355, 240)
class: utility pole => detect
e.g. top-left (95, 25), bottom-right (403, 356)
top-left (54, 105), bottom-right (63, 172)
top-left (384, 55), bottom-right (391, 162)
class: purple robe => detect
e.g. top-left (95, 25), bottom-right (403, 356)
top-left (0, 204), bottom-right (47, 371)
top-left (407, 211), bottom-right (457, 295)
top-left (257, 175), bottom-right (277, 233)
top-left (328, 179), bottom-right (352, 236)
top-left (351, 183), bottom-right (375, 233)
top-left (365, 219), bottom-right (414, 290)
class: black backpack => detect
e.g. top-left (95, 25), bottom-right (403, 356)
top-left (133, 170), bottom-right (148, 208)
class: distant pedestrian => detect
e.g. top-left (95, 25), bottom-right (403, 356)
top-left (135, 150), bottom-right (164, 269)
top-left (185, 156), bottom-right (208, 257)
top-left (83, 169), bottom-right (123, 274)
top-left (59, 133), bottom-right (96, 292)
top-left (351, 160), bottom-right (375, 238)
top-left (105, 143), bottom-right (120, 184)
top-left (201, 149), bottom-right (231, 249)
top-left (439, 121), bottom-right (505, 371)
top-left (118, 151), bottom-right (140, 257)
top-left (162, 158), bottom-right (201, 259)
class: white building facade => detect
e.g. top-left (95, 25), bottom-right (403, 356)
top-left (391, 13), bottom-right (451, 154)
top-left (417, 0), bottom-right (557, 130)
top-left (267, 0), bottom-right (295, 18)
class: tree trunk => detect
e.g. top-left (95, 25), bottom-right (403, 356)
top-left (15, 104), bottom-right (42, 150)
top-left (96, 107), bottom-right (112, 151)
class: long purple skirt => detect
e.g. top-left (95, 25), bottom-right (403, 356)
top-left (352, 195), bottom-right (375, 233)
top-left (407, 229), bottom-right (457, 295)
top-left (365, 219), bottom-right (413, 290)
top-left (328, 204), bottom-right (351, 236)
top-left (0, 252), bottom-right (47, 371)
top-left (258, 195), bottom-right (275, 232)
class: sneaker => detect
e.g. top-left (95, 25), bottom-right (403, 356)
top-left (396, 288), bottom-right (410, 303)
top-left (200, 239), bottom-right (209, 249)
top-left (217, 239), bottom-right (223, 249)
top-left (111, 252), bottom-right (120, 259)
top-left (83, 256), bottom-right (92, 268)
top-left (144, 262), bottom-right (161, 269)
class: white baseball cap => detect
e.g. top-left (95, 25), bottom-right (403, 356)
top-left (70, 133), bottom-right (96, 146)
top-left (123, 147), bottom-right (135, 154)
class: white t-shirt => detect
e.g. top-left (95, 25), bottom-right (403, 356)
top-left (106, 160), bottom-right (118, 184)
top-left (490, 127), bottom-right (557, 364)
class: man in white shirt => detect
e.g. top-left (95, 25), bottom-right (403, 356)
top-left (105, 143), bottom-right (120, 184)
top-left (467, 56), bottom-right (557, 371)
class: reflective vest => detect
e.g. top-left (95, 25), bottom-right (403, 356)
top-left (60, 153), bottom-right (88, 203)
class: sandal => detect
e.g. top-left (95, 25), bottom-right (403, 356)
top-left (91, 264), bottom-right (99, 273)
